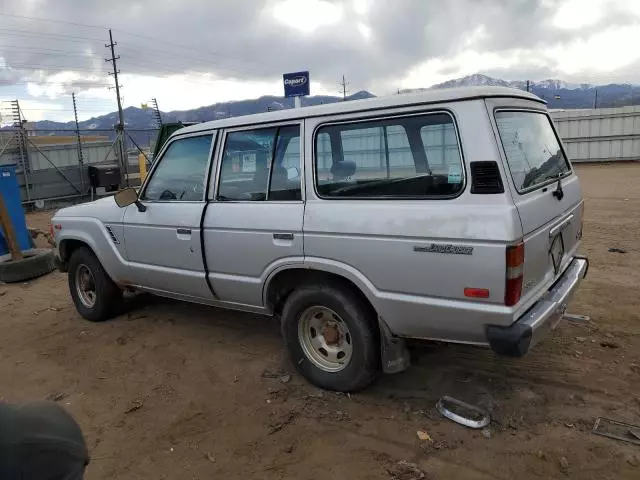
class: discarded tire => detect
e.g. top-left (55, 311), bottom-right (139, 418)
top-left (0, 248), bottom-right (56, 283)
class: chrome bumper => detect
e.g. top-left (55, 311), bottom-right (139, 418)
top-left (486, 256), bottom-right (589, 357)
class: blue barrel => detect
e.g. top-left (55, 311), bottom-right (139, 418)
top-left (0, 164), bottom-right (32, 255)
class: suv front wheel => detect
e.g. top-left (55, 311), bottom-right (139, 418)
top-left (281, 284), bottom-right (380, 392)
top-left (68, 247), bottom-right (123, 322)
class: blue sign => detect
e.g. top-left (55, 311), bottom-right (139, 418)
top-left (283, 71), bottom-right (310, 98)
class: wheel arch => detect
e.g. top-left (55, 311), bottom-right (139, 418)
top-left (264, 261), bottom-right (411, 375)
top-left (263, 262), bottom-right (379, 319)
top-left (57, 233), bottom-right (122, 285)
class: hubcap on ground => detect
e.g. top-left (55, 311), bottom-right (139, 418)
top-left (298, 306), bottom-right (353, 372)
top-left (75, 264), bottom-right (97, 308)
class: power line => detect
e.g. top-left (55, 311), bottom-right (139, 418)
top-left (0, 27), bottom-right (105, 42)
top-left (2, 64), bottom-right (108, 73)
top-left (0, 44), bottom-right (101, 55)
top-left (114, 30), bottom-right (271, 69)
top-left (0, 12), bottom-right (270, 69)
top-left (0, 12), bottom-right (106, 30)
top-left (0, 81), bottom-right (112, 87)
top-left (116, 46), bottom-right (265, 76)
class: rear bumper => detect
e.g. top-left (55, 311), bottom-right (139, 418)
top-left (486, 255), bottom-right (589, 357)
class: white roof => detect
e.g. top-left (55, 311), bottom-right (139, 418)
top-left (179, 86), bottom-right (543, 135)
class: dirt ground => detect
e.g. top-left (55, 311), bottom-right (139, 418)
top-left (1, 163), bottom-right (639, 479)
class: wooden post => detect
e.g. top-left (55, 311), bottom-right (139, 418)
top-left (138, 153), bottom-right (148, 183)
top-left (0, 192), bottom-right (23, 260)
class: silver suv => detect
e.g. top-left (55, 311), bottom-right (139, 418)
top-left (52, 86), bottom-right (588, 392)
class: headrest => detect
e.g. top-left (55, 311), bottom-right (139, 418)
top-left (331, 161), bottom-right (356, 179)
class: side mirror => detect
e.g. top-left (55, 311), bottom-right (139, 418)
top-left (114, 188), bottom-right (146, 212)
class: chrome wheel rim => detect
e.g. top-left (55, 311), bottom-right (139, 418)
top-left (75, 264), bottom-right (97, 308)
top-left (297, 306), bottom-right (353, 372)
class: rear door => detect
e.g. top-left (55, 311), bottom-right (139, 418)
top-left (203, 122), bottom-right (304, 308)
top-left (488, 100), bottom-right (584, 307)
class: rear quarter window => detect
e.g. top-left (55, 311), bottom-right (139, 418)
top-left (495, 110), bottom-right (571, 192)
top-left (314, 112), bottom-right (464, 198)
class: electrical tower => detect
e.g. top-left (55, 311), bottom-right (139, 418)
top-left (151, 97), bottom-right (162, 127)
top-left (339, 75), bottom-right (350, 101)
top-left (72, 93), bottom-right (85, 193)
top-left (10, 101), bottom-right (31, 200)
top-left (105, 28), bottom-right (128, 184)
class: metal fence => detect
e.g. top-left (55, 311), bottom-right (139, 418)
top-left (551, 106), bottom-right (640, 163)
top-left (0, 128), bottom-right (159, 207)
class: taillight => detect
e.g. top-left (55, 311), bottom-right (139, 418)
top-left (505, 242), bottom-right (524, 306)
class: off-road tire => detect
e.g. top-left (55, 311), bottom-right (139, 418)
top-left (281, 284), bottom-right (380, 392)
top-left (0, 248), bottom-right (55, 283)
top-left (68, 247), bottom-right (123, 322)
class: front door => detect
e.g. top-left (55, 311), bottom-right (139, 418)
top-left (203, 123), bottom-right (304, 308)
top-left (122, 132), bottom-right (215, 300)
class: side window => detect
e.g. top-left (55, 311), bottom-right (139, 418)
top-left (270, 125), bottom-right (302, 201)
top-left (217, 125), bottom-right (301, 201)
top-left (314, 113), bottom-right (463, 198)
top-left (143, 134), bottom-right (213, 201)
top-left (420, 121), bottom-right (463, 182)
top-left (316, 132), bottom-right (333, 183)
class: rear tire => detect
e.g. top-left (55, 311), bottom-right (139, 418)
top-left (68, 247), bottom-right (123, 322)
top-left (281, 284), bottom-right (380, 392)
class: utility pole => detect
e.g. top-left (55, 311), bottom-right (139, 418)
top-left (151, 97), bottom-right (162, 127)
top-left (594, 89), bottom-right (598, 109)
top-left (72, 93), bottom-right (85, 194)
top-left (339, 74), bottom-right (350, 101)
top-left (105, 28), bottom-right (128, 184)
top-left (526, 80), bottom-right (530, 92)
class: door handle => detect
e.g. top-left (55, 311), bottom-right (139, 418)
top-left (177, 228), bottom-right (192, 235)
top-left (273, 233), bottom-right (294, 241)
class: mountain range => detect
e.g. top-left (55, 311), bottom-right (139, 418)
top-left (27, 74), bottom-right (640, 137)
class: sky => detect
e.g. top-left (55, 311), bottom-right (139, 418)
top-left (1, 0), bottom-right (639, 123)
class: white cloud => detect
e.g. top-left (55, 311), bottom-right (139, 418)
top-left (357, 22), bottom-right (372, 40)
top-left (271, 0), bottom-right (343, 32)
top-left (116, 73), bottom-right (335, 112)
top-left (352, 0), bottom-right (371, 16)
top-left (545, 25), bottom-right (640, 74)
top-left (553, 0), bottom-right (607, 29)
top-left (4, 0), bottom-right (640, 124)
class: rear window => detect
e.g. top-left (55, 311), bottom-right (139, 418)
top-left (495, 111), bottom-right (571, 192)
top-left (314, 112), bottom-right (464, 198)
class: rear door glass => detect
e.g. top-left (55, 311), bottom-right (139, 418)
top-left (495, 111), bottom-right (571, 192)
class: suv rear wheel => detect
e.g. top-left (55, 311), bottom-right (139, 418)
top-left (68, 247), bottom-right (123, 322)
top-left (281, 284), bottom-right (379, 392)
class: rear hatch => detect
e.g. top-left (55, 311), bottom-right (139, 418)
top-left (493, 109), bottom-right (584, 307)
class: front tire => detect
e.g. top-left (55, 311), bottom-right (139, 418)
top-left (281, 284), bottom-right (380, 392)
top-left (68, 247), bottom-right (123, 322)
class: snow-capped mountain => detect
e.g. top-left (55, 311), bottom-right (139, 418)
top-left (428, 74), bottom-right (592, 91)
top-left (397, 73), bottom-right (639, 109)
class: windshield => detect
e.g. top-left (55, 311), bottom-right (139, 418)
top-left (495, 111), bottom-right (571, 192)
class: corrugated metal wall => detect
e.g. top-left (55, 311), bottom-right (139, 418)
top-left (28, 141), bottom-right (113, 170)
top-left (551, 106), bottom-right (640, 163)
